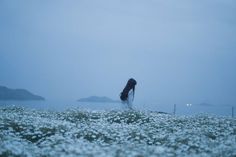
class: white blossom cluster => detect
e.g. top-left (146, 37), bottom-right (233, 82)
top-left (0, 106), bottom-right (236, 157)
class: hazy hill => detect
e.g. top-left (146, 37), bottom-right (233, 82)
top-left (197, 102), bottom-right (214, 106)
top-left (0, 86), bottom-right (45, 101)
top-left (78, 96), bottom-right (120, 103)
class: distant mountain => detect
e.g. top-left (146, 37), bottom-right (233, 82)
top-left (77, 96), bottom-right (120, 103)
top-left (197, 102), bottom-right (214, 106)
top-left (0, 86), bottom-right (45, 101)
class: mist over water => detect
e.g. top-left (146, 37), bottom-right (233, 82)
top-left (1, 1), bottom-right (236, 156)
top-left (1, 0), bottom-right (236, 108)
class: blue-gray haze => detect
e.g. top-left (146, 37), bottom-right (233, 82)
top-left (0, 0), bottom-right (236, 107)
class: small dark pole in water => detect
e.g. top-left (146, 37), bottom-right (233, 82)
top-left (232, 106), bottom-right (234, 118)
top-left (173, 104), bottom-right (176, 115)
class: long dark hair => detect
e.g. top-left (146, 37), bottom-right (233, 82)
top-left (120, 78), bottom-right (137, 101)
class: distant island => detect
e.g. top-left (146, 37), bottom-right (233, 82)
top-left (77, 96), bottom-right (120, 103)
top-left (197, 102), bottom-right (214, 106)
top-left (0, 86), bottom-right (45, 101)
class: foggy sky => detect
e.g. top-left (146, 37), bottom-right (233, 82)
top-left (0, 0), bottom-right (236, 106)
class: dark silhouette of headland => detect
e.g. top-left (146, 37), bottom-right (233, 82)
top-left (0, 86), bottom-right (45, 101)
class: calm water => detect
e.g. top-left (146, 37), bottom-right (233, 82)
top-left (0, 100), bottom-right (121, 111)
top-left (0, 100), bottom-right (234, 117)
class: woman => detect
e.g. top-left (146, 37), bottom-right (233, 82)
top-left (120, 78), bottom-right (137, 108)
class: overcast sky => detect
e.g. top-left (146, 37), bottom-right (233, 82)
top-left (0, 0), bottom-right (236, 106)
